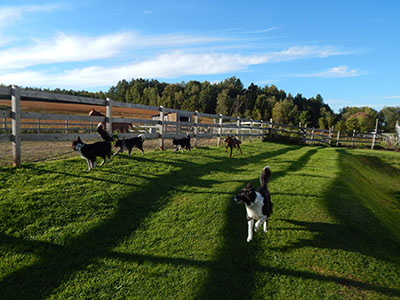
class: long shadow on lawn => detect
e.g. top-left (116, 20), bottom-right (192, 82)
top-left (198, 147), bottom-right (400, 299)
top-left (0, 144), bottom-right (299, 300)
top-left (268, 149), bottom-right (400, 297)
top-left (273, 149), bottom-right (400, 265)
top-left (197, 147), bottom-right (320, 300)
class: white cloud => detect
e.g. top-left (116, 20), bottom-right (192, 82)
top-left (0, 31), bottom-right (230, 70)
top-left (0, 4), bottom-right (63, 29)
top-left (0, 46), bottom-right (352, 89)
top-left (382, 96), bottom-right (400, 99)
top-left (290, 66), bottom-right (366, 78)
top-left (0, 32), bottom-right (135, 70)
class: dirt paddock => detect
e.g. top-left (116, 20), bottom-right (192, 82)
top-left (0, 138), bottom-right (222, 167)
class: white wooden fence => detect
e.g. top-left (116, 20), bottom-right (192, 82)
top-left (0, 86), bottom-right (381, 167)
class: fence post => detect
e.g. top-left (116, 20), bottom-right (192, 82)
top-left (159, 106), bottom-right (165, 150)
top-left (371, 118), bottom-right (379, 150)
top-left (249, 119), bottom-right (253, 142)
top-left (269, 118), bottom-right (273, 140)
top-left (260, 120), bottom-right (264, 139)
top-left (311, 128), bottom-right (315, 143)
top-left (336, 130), bottom-right (341, 147)
top-left (106, 97), bottom-right (112, 134)
top-left (236, 116), bottom-right (241, 137)
top-left (352, 129), bottom-right (356, 148)
top-left (11, 85), bottom-right (21, 167)
top-left (2, 117), bottom-right (6, 131)
top-left (328, 126), bottom-right (332, 145)
top-left (194, 111), bottom-right (199, 148)
top-left (65, 120), bottom-right (68, 134)
top-left (37, 119), bottom-right (40, 134)
top-left (217, 114), bottom-right (223, 146)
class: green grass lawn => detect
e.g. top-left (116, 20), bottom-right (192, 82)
top-left (1, 141), bottom-right (399, 300)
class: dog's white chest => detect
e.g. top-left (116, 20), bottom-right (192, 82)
top-left (245, 192), bottom-right (264, 220)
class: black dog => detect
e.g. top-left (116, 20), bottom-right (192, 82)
top-left (233, 166), bottom-right (273, 242)
top-left (96, 122), bottom-right (113, 142)
top-left (72, 137), bottom-right (112, 171)
top-left (114, 134), bottom-right (145, 156)
top-left (71, 123), bottom-right (113, 171)
top-left (172, 134), bottom-right (191, 152)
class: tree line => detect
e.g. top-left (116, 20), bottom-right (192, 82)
top-left (3, 78), bottom-right (399, 133)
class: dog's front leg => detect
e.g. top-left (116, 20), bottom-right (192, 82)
top-left (255, 216), bottom-right (268, 232)
top-left (113, 148), bottom-right (122, 156)
top-left (86, 159), bottom-right (92, 171)
top-left (247, 219), bottom-right (255, 242)
top-left (263, 218), bottom-right (269, 232)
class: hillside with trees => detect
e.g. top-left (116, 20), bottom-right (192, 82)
top-left (2, 78), bottom-right (399, 133)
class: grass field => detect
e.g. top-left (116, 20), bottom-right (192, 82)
top-left (0, 141), bottom-right (399, 300)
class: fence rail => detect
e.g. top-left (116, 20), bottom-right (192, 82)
top-left (0, 86), bottom-right (382, 167)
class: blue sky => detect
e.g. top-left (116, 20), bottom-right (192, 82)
top-left (0, 0), bottom-right (399, 112)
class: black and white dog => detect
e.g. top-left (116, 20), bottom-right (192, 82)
top-left (72, 137), bottom-right (112, 171)
top-left (71, 124), bottom-right (112, 171)
top-left (233, 166), bottom-right (273, 242)
top-left (114, 134), bottom-right (145, 156)
top-left (172, 134), bottom-right (191, 152)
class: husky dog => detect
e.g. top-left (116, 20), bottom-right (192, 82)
top-left (233, 166), bottom-right (273, 242)
top-left (114, 134), bottom-right (145, 156)
top-left (172, 134), bottom-right (191, 152)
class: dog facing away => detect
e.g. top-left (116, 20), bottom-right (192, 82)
top-left (224, 136), bottom-right (242, 158)
top-left (172, 134), bottom-right (191, 152)
top-left (96, 122), bottom-right (113, 142)
top-left (114, 134), bottom-right (145, 156)
top-left (72, 137), bottom-right (112, 171)
top-left (233, 166), bottom-right (273, 242)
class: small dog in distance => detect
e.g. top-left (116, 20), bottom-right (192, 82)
top-left (224, 136), bottom-right (242, 158)
top-left (172, 134), bottom-right (191, 152)
top-left (114, 135), bottom-right (145, 156)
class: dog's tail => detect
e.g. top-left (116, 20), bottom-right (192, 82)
top-left (260, 166), bottom-right (271, 187)
top-left (138, 134), bottom-right (145, 141)
top-left (97, 122), bottom-right (113, 142)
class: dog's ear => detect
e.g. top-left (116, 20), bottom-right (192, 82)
top-left (246, 182), bottom-right (252, 189)
top-left (77, 136), bottom-right (82, 142)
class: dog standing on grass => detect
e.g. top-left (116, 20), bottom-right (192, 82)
top-left (71, 123), bottom-right (113, 171)
top-left (114, 135), bottom-right (145, 156)
top-left (224, 136), bottom-right (242, 158)
top-left (233, 166), bottom-right (273, 242)
top-left (172, 134), bottom-right (191, 152)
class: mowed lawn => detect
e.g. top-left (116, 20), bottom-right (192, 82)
top-left (0, 141), bottom-right (399, 300)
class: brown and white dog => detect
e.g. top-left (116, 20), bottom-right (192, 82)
top-left (224, 136), bottom-right (242, 158)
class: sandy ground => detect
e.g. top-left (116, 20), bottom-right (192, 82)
top-left (0, 138), bottom-right (221, 167)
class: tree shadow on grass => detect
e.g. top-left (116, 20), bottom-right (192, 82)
top-left (0, 144), bottom-right (299, 300)
top-left (197, 147), bottom-right (321, 300)
top-left (197, 147), bottom-right (400, 299)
